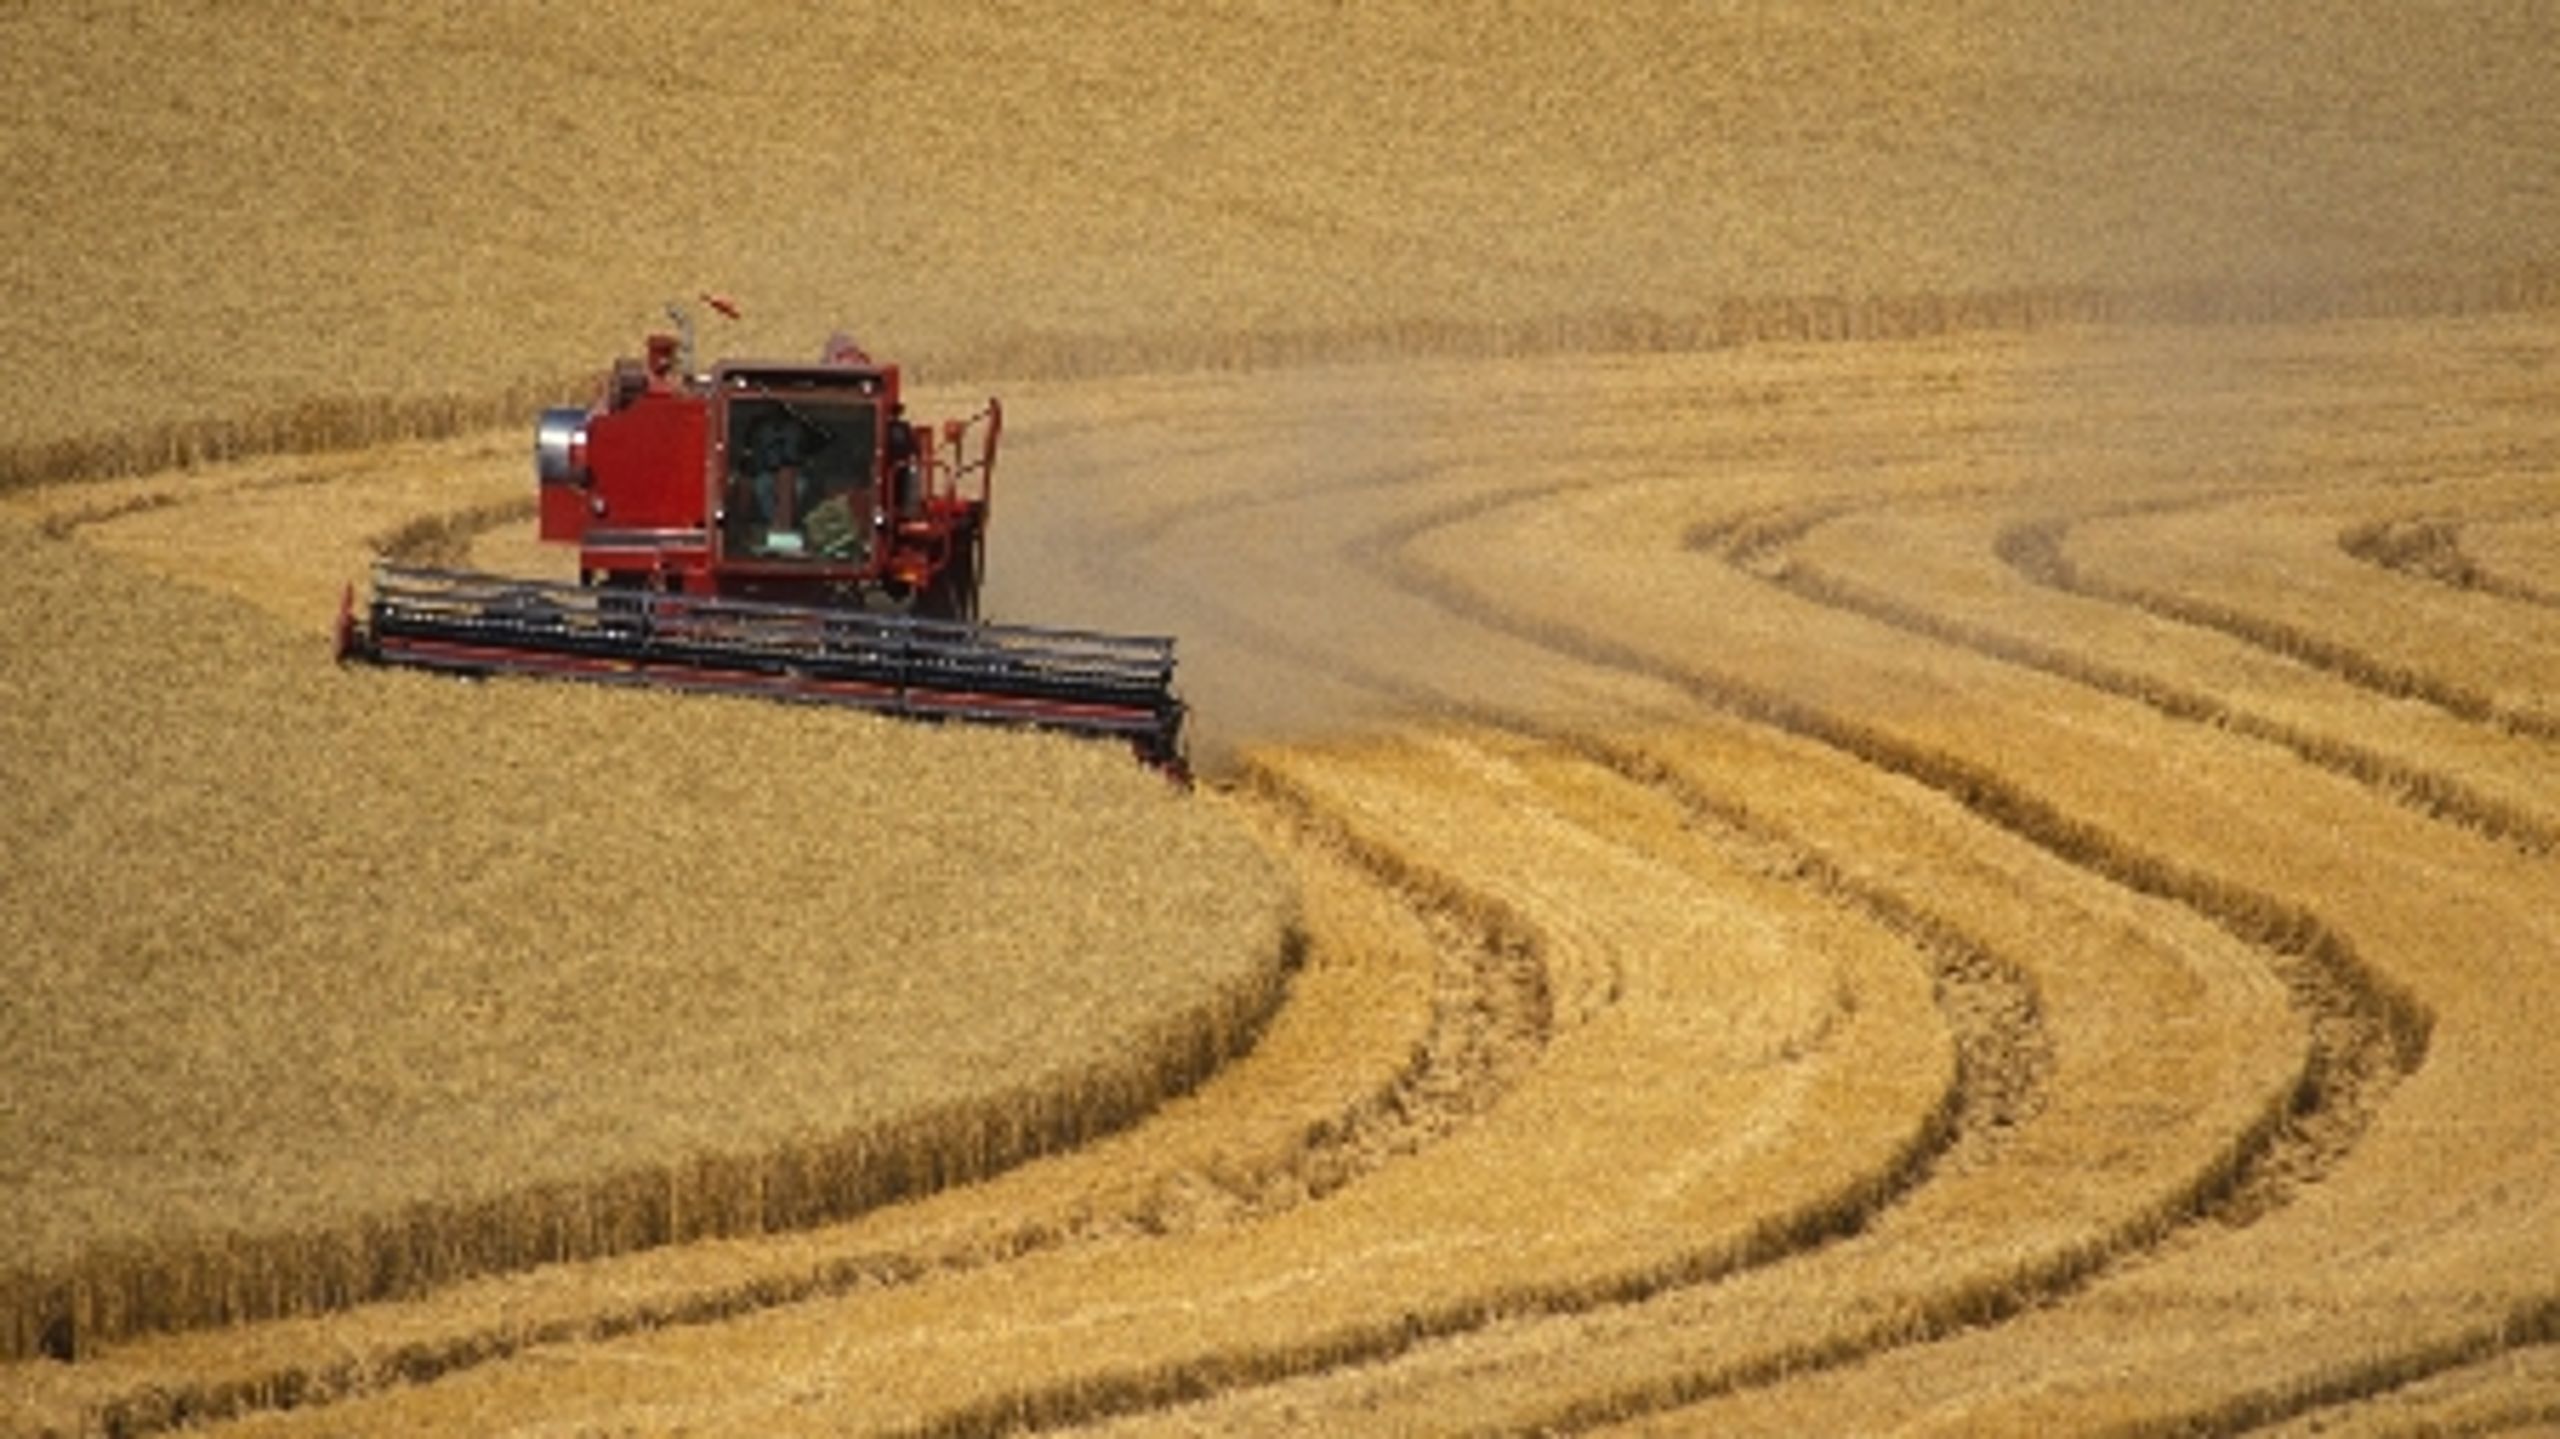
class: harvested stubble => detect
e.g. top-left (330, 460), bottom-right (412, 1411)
top-left (2459, 514), bottom-right (2560, 603)
top-left (0, 516), bottom-right (1294, 1361)
top-left (1128, 713), bottom-right (2315, 1434)
top-left (211, 728), bottom-right (1966, 1434)
top-left (1339, 370), bottom-right (2560, 1429)
top-left (6, 783), bottom-right (1460, 1435)
top-left (891, 327), bottom-right (2555, 1433)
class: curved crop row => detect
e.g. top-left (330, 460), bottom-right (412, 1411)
top-left (29, 788), bottom-right (1552, 1437)
top-left (2010, 503), bottom-right (2560, 741)
top-left (1149, 469), bottom-right (2420, 1432)
top-left (191, 726), bottom-right (1968, 1437)
top-left (1317, 347), bottom-right (2559, 1430)
top-left (2340, 510), bottom-right (2560, 612)
top-left (1738, 501), bottom-right (2558, 852)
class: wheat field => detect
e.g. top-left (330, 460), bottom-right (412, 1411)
top-left (6, 3), bottom-right (2560, 1435)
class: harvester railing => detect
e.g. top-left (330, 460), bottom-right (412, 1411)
top-left (923, 397), bottom-right (1002, 510)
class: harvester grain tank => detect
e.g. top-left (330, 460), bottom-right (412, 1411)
top-left (338, 308), bottom-right (1185, 769)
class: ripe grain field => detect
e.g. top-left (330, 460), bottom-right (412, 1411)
top-left (6, 3), bottom-right (2560, 1435)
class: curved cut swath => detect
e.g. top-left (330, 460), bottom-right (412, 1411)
top-left (25, 310), bottom-right (2541, 1437)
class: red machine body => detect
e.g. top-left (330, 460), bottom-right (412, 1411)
top-left (536, 330), bottom-right (997, 621)
top-left (339, 317), bottom-right (1186, 772)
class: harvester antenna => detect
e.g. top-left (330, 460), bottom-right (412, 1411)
top-left (664, 300), bottom-right (696, 379)
top-left (664, 293), bottom-right (741, 380)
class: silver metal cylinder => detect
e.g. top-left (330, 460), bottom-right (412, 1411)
top-left (533, 407), bottom-right (590, 485)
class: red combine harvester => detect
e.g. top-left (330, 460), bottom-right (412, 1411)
top-left (338, 304), bottom-right (1185, 769)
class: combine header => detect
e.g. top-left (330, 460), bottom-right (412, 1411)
top-left (339, 306), bottom-right (1185, 769)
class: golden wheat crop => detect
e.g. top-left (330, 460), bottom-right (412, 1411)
top-left (0, 510), bottom-right (1294, 1365)
top-left (7, 4), bottom-right (2559, 486)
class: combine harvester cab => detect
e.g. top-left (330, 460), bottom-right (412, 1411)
top-left (339, 307), bottom-right (1187, 773)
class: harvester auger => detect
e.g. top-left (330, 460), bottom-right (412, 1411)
top-left (337, 308), bottom-right (1186, 771)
